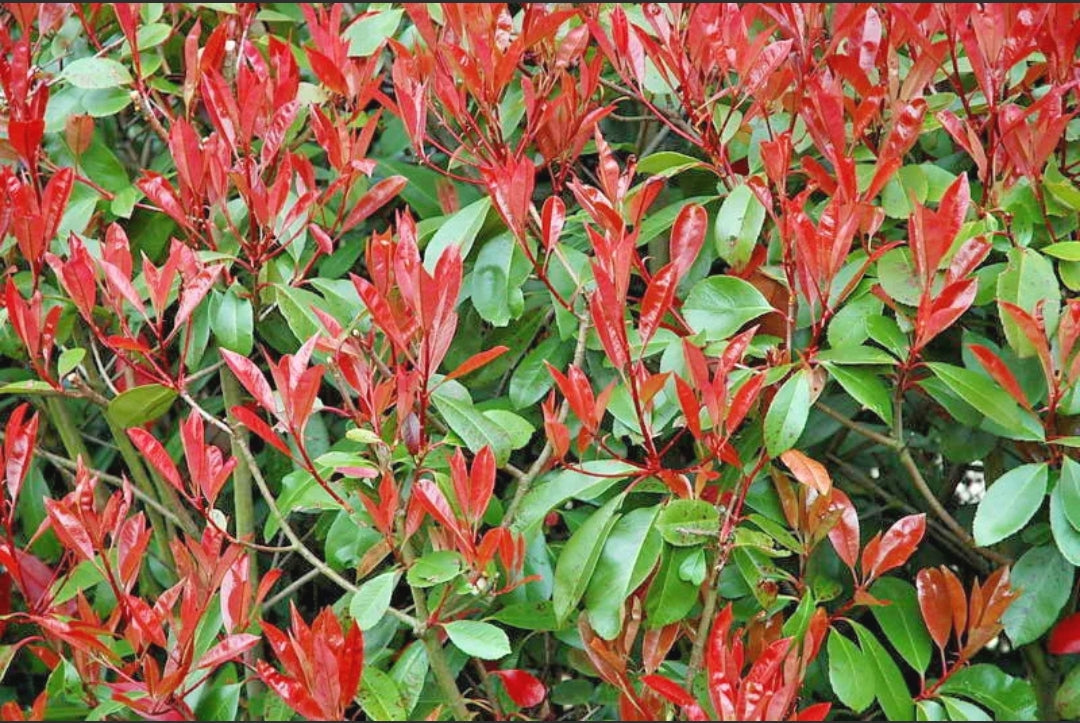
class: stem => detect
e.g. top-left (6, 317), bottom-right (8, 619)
top-left (1020, 643), bottom-right (1058, 721)
top-left (222, 369), bottom-right (257, 579)
top-left (221, 367), bottom-right (261, 717)
top-left (403, 540), bottom-right (472, 721)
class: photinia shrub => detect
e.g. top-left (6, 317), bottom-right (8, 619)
top-left (1, 3), bottom-right (1079, 720)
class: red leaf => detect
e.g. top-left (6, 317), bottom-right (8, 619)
top-left (863, 513), bottom-right (926, 580)
top-left (641, 674), bottom-right (696, 708)
top-left (230, 406), bottom-right (292, 458)
top-left (916, 567), bottom-right (953, 651)
top-left (445, 346), bottom-right (508, 381)
top-left (3, 404), bottom-right (39, 506)
top-left (126, 429), bottom-right (185, 496)
top-left (826, 488), bottom-right (860, 572)
top-left (221, 350), bottom-right (276, 414)
top-left (541, 196), bottom-right (565, 251)
top-left (968, 344), bottom-right (1031, 410)
top-left (792, 702), bottom-right (833, 721)
top-left (669, 203), bottom-right (707, 279)
top-left (198, 633), bottom-right (260, 670)
top-left (779, 449), bottom-right (832, 495)
top-left (492, 669), bottom-right (546, 708)
top-left (341, 176), bottom-right (407, 234)
top-left (638, 263), bottom-right (678, 348)
top-left (255, 660), bottom-right (325, 721)
top-left (469, 446), bottom-right (496, 527)
top-left (1049, 612), bottom-right (1080, 654)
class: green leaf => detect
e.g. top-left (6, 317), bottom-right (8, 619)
top-left (512, 459), bottom-right (637, 533)
top-left (57, 348), bottom-right (86, 379)
top-left (60, 57), bottom-right (133, 89)
top-left (490, 601), bottom-right (560, 631)
top-left (212, 285), bottom-right (254, 355)
top-left (940, 696), bottom-right (992, 721)
top-left (0, 380), bottom-right (59, 395)
top-left (482, 409), bottom-right (534, 450)
top-left (645, 546), bottom-right (699, 627)
top-left (274, 284), bottom-right (322, 342)
top-left (406, 550), bottom-right (462, 588)
top-left (472, 233), bottom-right (522, 326)
top-left (851, 621), bottom-right (914, 721)
top-left (917, 700), bottom-right (948, 721)
top-left (133, 23), bottom-right (172, 50)
top-left (825, 363), bottom-right (893, 425)
top-left (586, 506), bottom-right (662, 639)
top-left (1060, 457), bottom-right (1080, 530)
top-left (432, 379), bottom-right (513, 466)
top-left (345, 8), bottom-right (404, 56)
top-left (389, 643), bottom-right (428, 717)
top-left (655, 499), bottom-right (719, 547)
top-left (827, 630), bottom-right (874, 713)
top-left (443, 620), bottom-right (512, 660)
top-left (817, 345), bottom-right (897, 365)
top-left (683, 276), bottom-right (774, 341)
top-left (509, 336), bottom-right (572, 409)
top-left (636, 151), bottom-right (704, 177)
top-left (869, 577), bottom-right (932, 674)
top-left (424, 196), bottom-right (491, 269)
top-left (350, 571), bottom-right (399, 630)
top-left (997, 247), bottom-right (1060, 358)
top-left (972, 463), bottom-right (1048, 546)
top-left (714, 184), bottom-right (766, 268)
top-left (1055, 665), bottom-right (1080, 720)
top-left (107, 383), bottom-right (177, 428)
top-left (924, 363), bottom-right (1044, 441)
top-left (877, 248), bottom-right (923, 306)
top-left (553, 494), bottom-right (624, 625)
top-left (192, 681), bottom-right (242, 722)
top-left (937, 664), bottom-right (1038, 721)
top-left (1043, 241), bottom-right (1080, 261)
top-left (764, 370), bottom-right (811, 456)
top-left (1051, 483), bottom-right (1080, 565)
top-left (359, 667), bottom-right (408, 721)
top-left (1001, 545), bottom-right (1072, 646)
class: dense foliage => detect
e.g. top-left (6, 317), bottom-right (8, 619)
top-left (1, 3), bottom-right (1080, 720)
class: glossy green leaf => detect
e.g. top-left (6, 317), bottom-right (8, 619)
top-left (869, 577), bottom-right (932, 673)
top-left (825, 362), bottom-right (893, 425)
top-left (423, 196), bottom-right (491, 269)
top-left (972, 463), bottom-right (1048, 546)
top-left (61, 57), bottom-right (133, 89)
top-left (1001, 545), bottom-right (1072, 646)
top-left (644, 546), bottom-right (700, 627)
top-left (586, 506), bottom-right (662, 639)
top-left (359, 667), bottom-right (408, 720)
top-left (764, 370), bottom-right (811, 456)
top-left (406, 550), bottom-right (462, 588)
top-left (827, 629), bottom-right (874, 713)
top-left (924, 363), bottom-right (1044, 441)
top-left (683, 276), bottom-right (774, 341)
top-left (345, 8), bottom-right (404, 57)
top-left (212, 285), bottom-right (254, 355)
top-left (655, 499), bottom-right (719, 547)
top-left (553, 494), bottom-right (623, 625)
top-left (472, 233), bottom-right (523, 326)
top-left (509, 336), bottom-right (572, 409)
top-left (851, 621), bottom-right (914, 721)
top-left (715, 183), bottom-right (765, 268)
top-left (1060, 457), bottom-right (1080, 530)
top-left (1051, 483), bottom-right (1080, 565)
top-left (997, 247), bottom-right (1059, 359)
top-left (490, 601), bottom-right (559, 631)
top-left (937, 664), bottom-right (1038, 721)
top-left (443, 620), bottom-right (511, 660)
top-left (350, 571), bottom-right (398, 630)
top-left (511, 459), bottom-right (637, 533)
top-left (107, 384), bottom-right (177, 428)
top-left (432, 380), bottom-right (513, 466)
